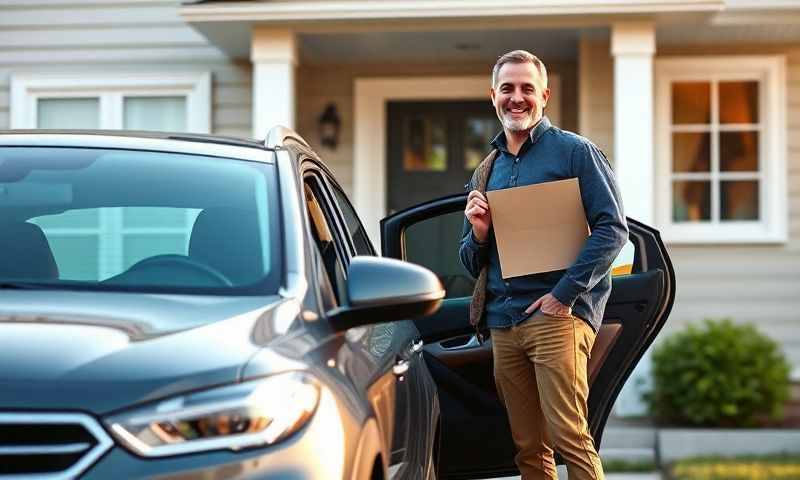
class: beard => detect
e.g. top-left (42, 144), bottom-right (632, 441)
top-left (498, 107), bottom-right (539, 133)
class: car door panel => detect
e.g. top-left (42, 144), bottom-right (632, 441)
top-left (381, 194), bottom-right (675, 479)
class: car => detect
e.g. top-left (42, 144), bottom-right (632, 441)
top-left (0, 127), bottom-right (674, 480)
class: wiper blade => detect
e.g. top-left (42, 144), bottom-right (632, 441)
top-left (0, 282), bottom-right (53, 290)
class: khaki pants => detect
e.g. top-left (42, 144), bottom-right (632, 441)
top-left (491, 311), bottom-right (604, 480)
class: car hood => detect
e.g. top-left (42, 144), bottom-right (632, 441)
top-left (0, 290), bottom-right (302, 414)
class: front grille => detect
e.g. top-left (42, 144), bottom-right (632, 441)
top-left (0, 413), bottom-right (113, 479)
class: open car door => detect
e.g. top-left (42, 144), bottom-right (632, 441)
top-left (381, 193), bottom-right (675, 480)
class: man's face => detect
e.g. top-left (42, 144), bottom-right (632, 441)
top-left (490, 62), bottom-right (550, 134)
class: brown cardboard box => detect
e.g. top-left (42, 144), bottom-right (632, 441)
top-left (486, 178), bottom-right (589, 279)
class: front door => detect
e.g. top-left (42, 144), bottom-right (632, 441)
top-left (380, 198), bottom-right (675, 479)
top-left (386, 101), bottom-right (498, 214)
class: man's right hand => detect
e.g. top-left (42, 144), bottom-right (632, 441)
top-left (465, 190), bottom-right (492, 243)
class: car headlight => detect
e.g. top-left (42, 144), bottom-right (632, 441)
top-left (104, 371), bottom-right (320, 457)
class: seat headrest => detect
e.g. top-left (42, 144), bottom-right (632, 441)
top-left (188, 208), bottom-right (265, 285)
top-left (0, 222), bottom-right (59, 280)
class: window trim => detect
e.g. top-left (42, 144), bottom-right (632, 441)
top-left (654, 55), bottom-right (787, 244)
top-left (10, 72), bottom-right (211, 133)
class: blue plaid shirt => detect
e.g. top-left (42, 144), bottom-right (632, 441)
top-left (459, 117), bottom-right (628, 332)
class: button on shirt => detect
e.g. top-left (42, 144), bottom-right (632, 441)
top-left (459, 117), bottom-right (628, 332)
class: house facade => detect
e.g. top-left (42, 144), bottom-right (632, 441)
top-left (2, 0), bottom-right (799, 414)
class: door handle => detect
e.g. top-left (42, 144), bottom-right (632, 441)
top-left (393, 359), bottom-right (410, 376)
top-left (439, 334), bottom-right (481, 351)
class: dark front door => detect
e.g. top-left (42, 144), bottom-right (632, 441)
top-left (380, 197), bottom-right (676, 479)
top-left (387, 100), bottom-right (498, 214)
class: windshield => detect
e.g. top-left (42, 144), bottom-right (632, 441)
top-left (0, 146), bottom-right (281, 295)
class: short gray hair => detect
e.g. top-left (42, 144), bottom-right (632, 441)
top-left (491, 50), bottom-right (548, 88)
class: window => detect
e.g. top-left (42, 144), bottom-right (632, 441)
top-left (9, 73), bottom-right (213, 284)
top-left (328, 182), bottom-right (375, 256)
top-left (655, 56), bottom-right (786, 243)
top-left (304, 179), bottom-right (347, 305)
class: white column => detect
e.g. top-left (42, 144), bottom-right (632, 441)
top-left (612, 22), bottom-right (655, 224)
top-left (251, 29), bottom-right (296, 139)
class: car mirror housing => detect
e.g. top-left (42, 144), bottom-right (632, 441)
top-left (328, 256), bottom-right (445, 331)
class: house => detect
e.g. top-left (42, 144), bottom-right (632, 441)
top-left (2, 0), bottom-right (799, 414)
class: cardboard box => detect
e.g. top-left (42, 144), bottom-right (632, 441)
top-left (486, 178), bottom-right (589, 278)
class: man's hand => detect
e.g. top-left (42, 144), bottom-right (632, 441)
top-left (465, 190), bottom-right (492, 243)
top-left (525, 293), bottom-right (572, 318)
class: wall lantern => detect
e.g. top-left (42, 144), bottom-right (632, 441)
top-left (318, 103), bottom-right (341, 150)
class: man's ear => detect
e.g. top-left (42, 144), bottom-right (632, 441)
top-left (490, 87), bottom-right (497, 107)
top-left (541, 87), bottom-right (551, 108)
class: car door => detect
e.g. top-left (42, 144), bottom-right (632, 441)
top-left (380, 193), bottom-right (675, 480)
top-left (301, 158), bottom-right (431, 478)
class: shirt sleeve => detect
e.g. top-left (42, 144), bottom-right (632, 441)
top-left (551, 141), bottom-right (629, 307)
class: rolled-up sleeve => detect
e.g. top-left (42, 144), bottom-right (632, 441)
top-left (551, 141), bottom-right (628, 307)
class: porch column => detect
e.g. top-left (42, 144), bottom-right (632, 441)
top-left (251, 28), bottom-right (296, 138)
top-left (611, 22), bottom-right (655, 224)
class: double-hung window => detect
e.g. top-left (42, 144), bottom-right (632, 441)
top-left (9, 72), bottom-right (211, 280)
top-left (655, 56), bottom-right (787, 243)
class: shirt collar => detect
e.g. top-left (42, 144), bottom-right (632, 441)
top-left (489, 115), bottom-right (552, 152)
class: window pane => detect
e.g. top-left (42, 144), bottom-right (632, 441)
top-left (403, 115), bottom-right (446, 172)
top-left (673, 132), bottom-right (711, 173)
top-left (37, 98), bottom-right (99, 129)
top-left (329, 184), bottom-right (373, 256)
top-left (611, 240), bottom-right (635, 276)
top-left (124, 96), bottom-right (187, 132)
top-left (721, 181), bottom-right (759, 221)
top-left (719, 81), bottom-right (759, 124)
top-left (123, 207), bottom-right (192, 229)
top-left (672, 82), bottom-right (711, 125)
top-left (673, 181), bottom-right (711, 222)
top-left (464, 116), bottom-right (498, 170)
top-left (122, 234), bottom-right (188, 270)
top-left (49, 236), bottom-right (99, 281)
top-left (33, 209), bottom-right (99, 229)
top-left (404, 211), bottom-right (474, 298)
top-left (720, 131), bottom-right (759, 172)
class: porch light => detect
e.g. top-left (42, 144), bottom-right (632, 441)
top-left (318, 103), bottom-right (341, 150)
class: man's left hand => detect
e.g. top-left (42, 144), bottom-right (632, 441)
top-left (525, 293), bottom-right (572, 318)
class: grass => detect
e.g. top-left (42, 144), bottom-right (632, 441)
top-left (669, 454), bottom-right (800, 480)
top-left (603, 458), bottom-right (658, 473)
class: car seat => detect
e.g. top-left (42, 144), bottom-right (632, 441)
top-left (0, 221), bottom-right (59, 280)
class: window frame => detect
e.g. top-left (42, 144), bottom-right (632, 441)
top-left (10, 72), bottom-right (211, 133)
top-left (654, 55), bottom-right (787, 244)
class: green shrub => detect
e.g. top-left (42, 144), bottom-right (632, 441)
top-left (647, 318), bottom-right (791, 427)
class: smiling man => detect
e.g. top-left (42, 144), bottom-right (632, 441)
top-left (459, 50), bottom-right (628, 480)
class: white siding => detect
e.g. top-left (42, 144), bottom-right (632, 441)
top-left (579, 39), bottom-right (800, 377)
top-left (0, 0), bottom-right (251, 138)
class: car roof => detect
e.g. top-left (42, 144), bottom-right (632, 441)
top-left (0, 130), bottom-right (274, 163)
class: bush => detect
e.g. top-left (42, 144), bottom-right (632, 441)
top-left (647, 318), bottom-right (791, 427)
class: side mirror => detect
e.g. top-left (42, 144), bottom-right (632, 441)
top-left (329, 256), bottom-right (445, 331)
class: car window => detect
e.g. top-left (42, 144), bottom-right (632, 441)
top-left (304, 179), bottom-right (347, 305)
top-left (403, 210), bottom-right (475, 298)
top-left (611, 239), bottom-right (635, 276)
top-left (0, 147), bottom-right (281, 295)
top-left (327, 181), bottom-right (374, 256)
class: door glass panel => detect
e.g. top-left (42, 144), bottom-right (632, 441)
top-left (124, 96), bottom-right (187, 132)
top-left (720, 131), bottom-right (758, 172)
top-left (403, 115), bottom-right (447, 172)
top-left (672, 82), bottom-right (711, 125)
top-left (721, 181), bottom-right (759, 221)
top-left (404, 211), bottom-right (474, 298)
top-left (611, 240), bottom-right (635, 276)
top-left (672, 132), bottom-right (711, 173)
top-left (37, 98), bottom-right (99, 129)
top-left (329, 184), bottom-right (374, 256)
top-left (719, 81), bottom-right (759, 124)
top-left (673, 180), bottom-right (711, 222)
top-left (464, 116), bottom-right (498, 170)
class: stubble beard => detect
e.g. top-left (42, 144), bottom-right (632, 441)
top-left (500, 111), bottom-right (537, 134)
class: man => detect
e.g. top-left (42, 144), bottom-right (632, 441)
top-left (459, 50), bottom-right (628, 480)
